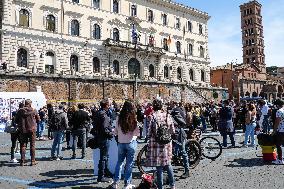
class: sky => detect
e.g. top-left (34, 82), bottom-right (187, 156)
top-left (175, 0), bottom-right (284, 67)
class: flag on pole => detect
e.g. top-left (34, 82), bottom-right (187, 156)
top-left (131, 24), bottom-right (138, 43)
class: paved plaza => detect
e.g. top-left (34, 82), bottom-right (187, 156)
top-left (0, 132), bottom-right (284, 189)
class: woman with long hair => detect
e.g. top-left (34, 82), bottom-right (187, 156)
top-left (243, 103), bottom-right (257, 147)
top-left (110, 100), bottom-right (139, 189)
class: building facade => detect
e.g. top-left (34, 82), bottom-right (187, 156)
top-left (0, 0), bottom-right (211, 86)
top-left (211, 0), bottom-right (269, 101)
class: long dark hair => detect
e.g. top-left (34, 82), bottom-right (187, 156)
top-left (118, 100), bottom-right (137, 134)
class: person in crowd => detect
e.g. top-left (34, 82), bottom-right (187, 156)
top-left (136, 103), bottom-right (145, 139)
top-left (71, 103), bottom-right (90, 159)
top-left (144, 103), bottom-right (154, 142)
top-left (110, 100), bottom-right (140, 189)
top-left (9, 103), bottom-right (23, 163)
top-left (171, 101), bottom-right (190, 178)
top-left (47, 104), bottom-right (54, 140)
top-left (16, 99), bottom-right (40, 166)
top-left (272, 99), bottom-right (284, 165)
top-left (259, 100), bottom-right (270, 134)
top-left (93, 99), bottom-right (114, 183)
top-left (243, 103), bottom-right (257, 147)
top-left (210, 104), bottom-right (218, 132)
top-left (218, 100), bottom-right (235, 148)
top-left (240, 101), bottom-right (248, 133)
top-left (50, 104), bottom-right (68, 160)
top-left (146, 99), bottom-right (175, 189)
top-left (37, 106), bottom-right (47, 140)
top-left (66, 105), bottom-right (76, 149)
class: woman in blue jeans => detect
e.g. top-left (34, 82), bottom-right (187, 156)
top-left (244, 104), bottom-right (257, 147)
top-left (110, 100), bottom-right (140, 189)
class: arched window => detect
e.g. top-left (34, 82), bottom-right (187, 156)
top-left (176, 41), bottom-right (181, 54)
top-left (71, 20), bottom-right (79, 36)
top-left (46, 15), bottom-right (56, 32)
top-left (188, 21), bottom-right (192, 32)
top-left (189, 69), bottom-right (194, 81)
top-left (17, 48), bottom-right (28, 67)
top-left (128, 58), bottom-right (140, 78)
top-left (199, 24), bottom-right (203, 35)
top-left (93, 57), bottom-right (100, 73)
top-left (93, 24), bottom-right (101, 39)
top-left (148, 9), bottom-right (153, 22)
top-left (113, 60), bottom-right (119, 75)
top-left (113, 28), bottom-right (120, 41)
top-left (201, 70), bottom-right (205, 82)
top-left (131, 5), bottom-right (137, 17)
top-left (70, 55), bottom-right (79, 72)
top-left (19, 9), bottom-right (29, 27)
top-left (113, 0), bottom-right (119, 13)
top-left (45, 51), bottom-right (55, 74)
top-left (164, 66), bottom-right (169, 79)
top-left (188, 44), bottom-right (193, 55)
top-left (200, 46), bottom-right (204, 58)
top-left (177, 67), bottom-right (182, 81)
top-left (93, 0), bottom-right (100, 8)
top-left (149, 64), bottom-right (155, 78)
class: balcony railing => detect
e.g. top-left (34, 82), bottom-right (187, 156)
top-left (104, 38), bottom-right (164, 55)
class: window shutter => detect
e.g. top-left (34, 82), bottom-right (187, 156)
top-left (129, 3), bottom-right (131, 15)
top-left (146, 8), bottom-right (148, 20)
top-left (174, 16), bottom-right (176, 28)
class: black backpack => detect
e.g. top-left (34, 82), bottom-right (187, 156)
top-left (153, 114), bottom-right (172, 145)
top-left (51, 112), bottom-right (63, 131)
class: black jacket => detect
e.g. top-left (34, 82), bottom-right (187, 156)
top-left (71, 109), bottom-right (90, 130)
top-left (171, 107), bottom-right (187, 127)
top-left (50, 109), bottom-right (68, 131)
top-left (92, 109), bottom-right (113, 140)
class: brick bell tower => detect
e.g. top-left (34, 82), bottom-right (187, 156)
top-left (240, 0), bottom-right (266, 75)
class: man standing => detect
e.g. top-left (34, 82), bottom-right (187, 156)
top-left (37, 106), bottom-right (47, 140)
top-left (71, 103), bottom-right (90, 159)
top-left (16, 99), bottom-right (40, 166)
top-left (93, 99), bottom-right (113, 183)
top-left (50, 104), bottom-right (68, 160)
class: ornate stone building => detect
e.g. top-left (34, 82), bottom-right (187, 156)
top-left (0, 0), bottom-right (211, 86)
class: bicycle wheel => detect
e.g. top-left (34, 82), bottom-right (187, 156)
top-left (186, 139), bottom-right (202, 169)
top-left (136, 145), bottom-right (156, 175)
top-left (199, 136), bottom-right (222, 160)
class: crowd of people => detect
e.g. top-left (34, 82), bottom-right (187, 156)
top-left (4, 97), bottom-right (284, 189)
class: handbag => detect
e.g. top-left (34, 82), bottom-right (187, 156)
top-left (4, 121), bottom-right (18, 133)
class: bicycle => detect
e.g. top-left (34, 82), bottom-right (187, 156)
top-left (136, 138), bottom-right (202, 175)
top-left (187, 128), bottom-right (222, 160)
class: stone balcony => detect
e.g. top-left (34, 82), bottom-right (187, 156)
top-left (104, 38), bottom-right (165, 56)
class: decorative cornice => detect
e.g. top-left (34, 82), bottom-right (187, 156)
top-left (87, 16), bottom-right (104, 23)
top-left (40, 5), bottom-right (61, 12)
top-left (64, 11), bottom-right (84, 17)
top-left (13, 0), bottom-right (35, 7)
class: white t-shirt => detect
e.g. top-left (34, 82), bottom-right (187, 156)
top-left (261, 105), bottom-right (269, 116)
top-left (276, 108), bottom-right (284, 132)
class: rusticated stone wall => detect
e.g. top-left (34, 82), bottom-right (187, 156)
top-left (0, 73), bottom-right (227, 104)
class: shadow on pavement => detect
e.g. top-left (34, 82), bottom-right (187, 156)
top-left (28, 169), bottom-right (96, 188)
top-left (224, 158), bottom-right (269, 167)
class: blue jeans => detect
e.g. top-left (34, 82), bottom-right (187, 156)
top-left (72, 129), bottom-right (86, 157)
top-left (51, 131), bottom-right (65, 157)
top-left (37, 121), bottom-right (46, 138)
top-left (98, 139), bottom-right (110, 180)
top-left (156, 165), bottom-right (175, 189)
top-left (200, 116), bottom-right (207, 131)
top-left (222, 132), bottom-right (235, 147)
top-left (244, 123), bottom-right (256, 145)
top-left (262, 115), bottom-right (270, 134)
top-left (174, 140), bottom-right (190, 172)
top-left (114, 140), bottom-right (137, 185)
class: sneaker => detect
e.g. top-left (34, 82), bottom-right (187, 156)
top-left (56, 157), bottom-right (61, 161)
top-left (10, 158), bottom-right (18, 163)
top-left (242, 144), bottom-right (248, 148)
top-left (272, 159), bottom-right (284, 165)
top-left (30, 161), bottom-right (38, 166)
top-left (124, 184), bottom-right (135, 189)
top-left (97, 177), bottom-right (112, 183)
top-left (50, 156), bottom-right (57, 161)
top-left (180, 171), bottom-right (190, 178)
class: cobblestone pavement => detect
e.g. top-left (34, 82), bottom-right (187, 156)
top-left (0, 131), bottom-right (284, 189)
